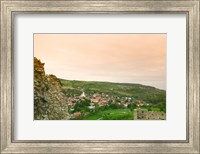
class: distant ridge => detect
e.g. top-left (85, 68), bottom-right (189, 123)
top-left (59, 78), bottom-right (166, 104)
top-left (58, 78), bottom-right (165, 91)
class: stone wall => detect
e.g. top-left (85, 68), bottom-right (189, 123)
top-left (34, 57), bottom-right (69, 120)
top-left (134, 108), bottom-right (166, 120)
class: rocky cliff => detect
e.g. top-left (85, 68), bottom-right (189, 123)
top-left (34, 57), bottom-right (69, 120)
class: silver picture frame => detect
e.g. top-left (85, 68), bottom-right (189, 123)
top-left (1, 0), bottom-right (199, 153)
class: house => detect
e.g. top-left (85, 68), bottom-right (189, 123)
top-left (137, 103), bottom-right (143, 107)
top-left (74, 112), bottom-right (81, 116)
top-left (79, 91), bottom-right (85, 98)
top-left (88, 106), bottom-right (95, 112)
top-left (93, 94), bottom-right (96, 98)
top-left (99, 100), bottom-right (107, 106)
top-left (91, 96), bottom-right (101, 103)
top-left (124, 104), bottom-right (128, 107)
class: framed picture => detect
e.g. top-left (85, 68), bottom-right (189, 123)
top-left (1, 0), bottom-right (199, 153)
top-left (34, 33), bottom-right (167, 121)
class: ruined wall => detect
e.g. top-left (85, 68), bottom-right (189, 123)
top-left (134, 108), bottom-right (166, 120)
top-left (34, 57), bottom-right (69, 120)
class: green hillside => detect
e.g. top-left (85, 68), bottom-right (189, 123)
top-left (59, 79), bottom-right (166, 104)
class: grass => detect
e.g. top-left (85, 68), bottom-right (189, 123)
top-left (71, 107), bottom-right (165, 120)
top-left (83, 109), bottom-right (134, 120)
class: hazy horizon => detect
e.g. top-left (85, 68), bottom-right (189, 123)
top-left (34, 34), bottom-right (166, 90)
top-left (57, 77), bottom-right (165, 91)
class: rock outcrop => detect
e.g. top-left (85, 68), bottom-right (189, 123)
top-left (34, 57), bottom-right (69, 120)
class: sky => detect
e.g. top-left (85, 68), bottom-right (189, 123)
top-left (34, 34), bottom-right (166, 90)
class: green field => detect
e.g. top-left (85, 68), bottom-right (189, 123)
top-left (81, 109), bottom-right (133, 120)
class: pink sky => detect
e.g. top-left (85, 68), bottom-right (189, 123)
top-left (34, 34), bottom-right (166, 90)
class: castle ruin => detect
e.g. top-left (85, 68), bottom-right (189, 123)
top-left (134, 108), bottom-right (166, 120)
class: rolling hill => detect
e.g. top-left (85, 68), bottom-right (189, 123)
top-left (59, 79), bottom-right (166, 104)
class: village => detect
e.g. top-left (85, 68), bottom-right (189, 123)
top-left (67, 91), bottom-right (152, 119)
